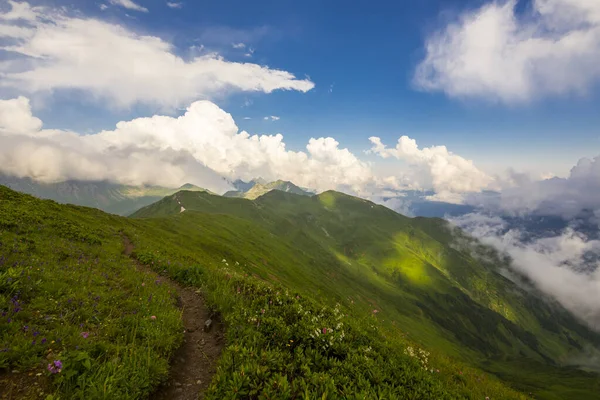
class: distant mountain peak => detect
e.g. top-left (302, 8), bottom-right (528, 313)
top-left (224, 179), bottom-right (313, 200)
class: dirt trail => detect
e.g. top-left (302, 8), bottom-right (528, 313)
top-left (123, 237), bottom-right (224, 400)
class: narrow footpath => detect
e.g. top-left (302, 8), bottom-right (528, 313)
top-left (123, 237), bottom-right (224, 400)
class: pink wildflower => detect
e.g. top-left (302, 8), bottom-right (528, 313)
top-left (150, 315), bottom-right (157, 320)
top-left (322, 328), bottom-right (327, 334)
top-left (81, 332), bottom-right (89, 339)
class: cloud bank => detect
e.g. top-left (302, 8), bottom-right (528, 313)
top-left (465, 156), bottom-right (600, 220)
top-left (0, 96), bottom-right (374, 194)
top-left (415, 0), bottom-right (600, 102)
top-left (0, 2), bottom-right (314, 109)
top-left (451, 213), bottom-right (600, 331)
top-left (368, 136), bottom-right (494, 202)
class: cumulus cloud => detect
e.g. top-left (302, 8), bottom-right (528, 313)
top-left (0, 2), bottom-right (314, 109)
top-left (0, 96), bottom-right (42, 134)
top-left (232, 42), bottom-right (246, 49)
top-left (0, 96), bottom-right (374, 193)
top-left (0, 98), bottom-right (231, 191)
top-left (465, 156), bottom-right (600, 220)
top-left (166, 2), bottom-right (183, 9)
top-left (451, 213), bottom-right (600, 331)
top-left (109, 0), bottom-right (148, 13)
top-left (415, 0), bottom-right (600, 102)
top-left (368, 136), bottom-right (493, 201)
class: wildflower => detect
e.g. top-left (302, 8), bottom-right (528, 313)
top-left (142, 282), bottom-right (145, 287)
top-left (150, 316), bottom-right (157, 320)
top-left (81, 332), bottom-right (89, 339)
top-left (41, 338), bottom-right (47, 344)
top-left (47, 360), bottom-right (62, 374)
top-left (372, 309), bottom-right (379, 314)
top-left (261, 309), bottom-right (265, 314)
top-left (322, 328), bottom-right (327, 334)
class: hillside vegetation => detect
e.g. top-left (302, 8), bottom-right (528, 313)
top-left (0, 176), bottom-right (212, 216)
top-left (2, 185), bottom-right (600, 398)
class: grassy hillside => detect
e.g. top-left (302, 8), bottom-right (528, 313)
top-left (0, 186), bottom-right (183, 399)
top-left (0, 176), bottom-right (212, 216)
top-left (3, 185), bottom-right (600, 398)
top-left (132, 189), bottom-right (600, 399)
top-left (0, 185), bottom-right (534, 399)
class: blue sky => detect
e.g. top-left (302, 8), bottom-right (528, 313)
top-left (1, 0), bottom-right (600, 196)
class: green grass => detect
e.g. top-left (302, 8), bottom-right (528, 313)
top-left (0, 187), bottom-right (183, 399)
top-left (2, 185), bottom-right (600, 399)
top-left (131, 189), bottom-right (600, 398)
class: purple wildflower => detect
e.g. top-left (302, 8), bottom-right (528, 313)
top-left (41, 338), bottom-right (47, 344)
top-left (47, 360), bottom-right (62, 374)
top-left (81, 332), bottom-right (89, 339)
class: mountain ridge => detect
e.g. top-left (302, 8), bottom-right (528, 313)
top-left (3, 184), bottom-right (600, 398)
top-left (0, 175), bottom-right (213, 216)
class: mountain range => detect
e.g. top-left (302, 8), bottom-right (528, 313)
top-left (2, 181), bottom-right (600, 398)
top-left (0, 175), bottom-right (212, 216)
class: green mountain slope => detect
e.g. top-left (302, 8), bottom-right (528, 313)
top-left (1, 184), bottom-right (532, 400)
top-left (132, 189), bottom-right (600, 398)
top-left (223, 179), bottom-right (313, 200)
top-left (0, 175), bottom-right (212, 216)
top-left (0, 186), bottom-right (183, 398)
top-left (3, 185), bottom-right (600, 398)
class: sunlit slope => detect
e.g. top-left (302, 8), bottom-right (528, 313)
top-left (133, 190), bottom-right (600, 374)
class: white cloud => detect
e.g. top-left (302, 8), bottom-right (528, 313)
top-left (166, 2), bottom-right (183, 9)
top-left (99, 4), bottom-right (109, 11)
top-left (415, 0), bottom-right (600, 102)
top-left (0, 2), bottom-right (314, 109)
top-left (368, 136), bottom-right (493, 201)
top-left (451, 213), bottom-right (600, 331)
top-left (264, 115), bottom-right (280, 121)
top-left (0, 97), bottom-right (373, 193)
top-left (0, 97), bottom-right (42, 134)
top-left (0, 0), bottom-right (38, 21)
top-left (0, 23), bottom-right (32, 38)
top-left (232, 42), bottom-right (246, 49)
top-left (465, 156), bottom-right (600, 220)
top-left (109, 0), bottom-right (148, 13)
